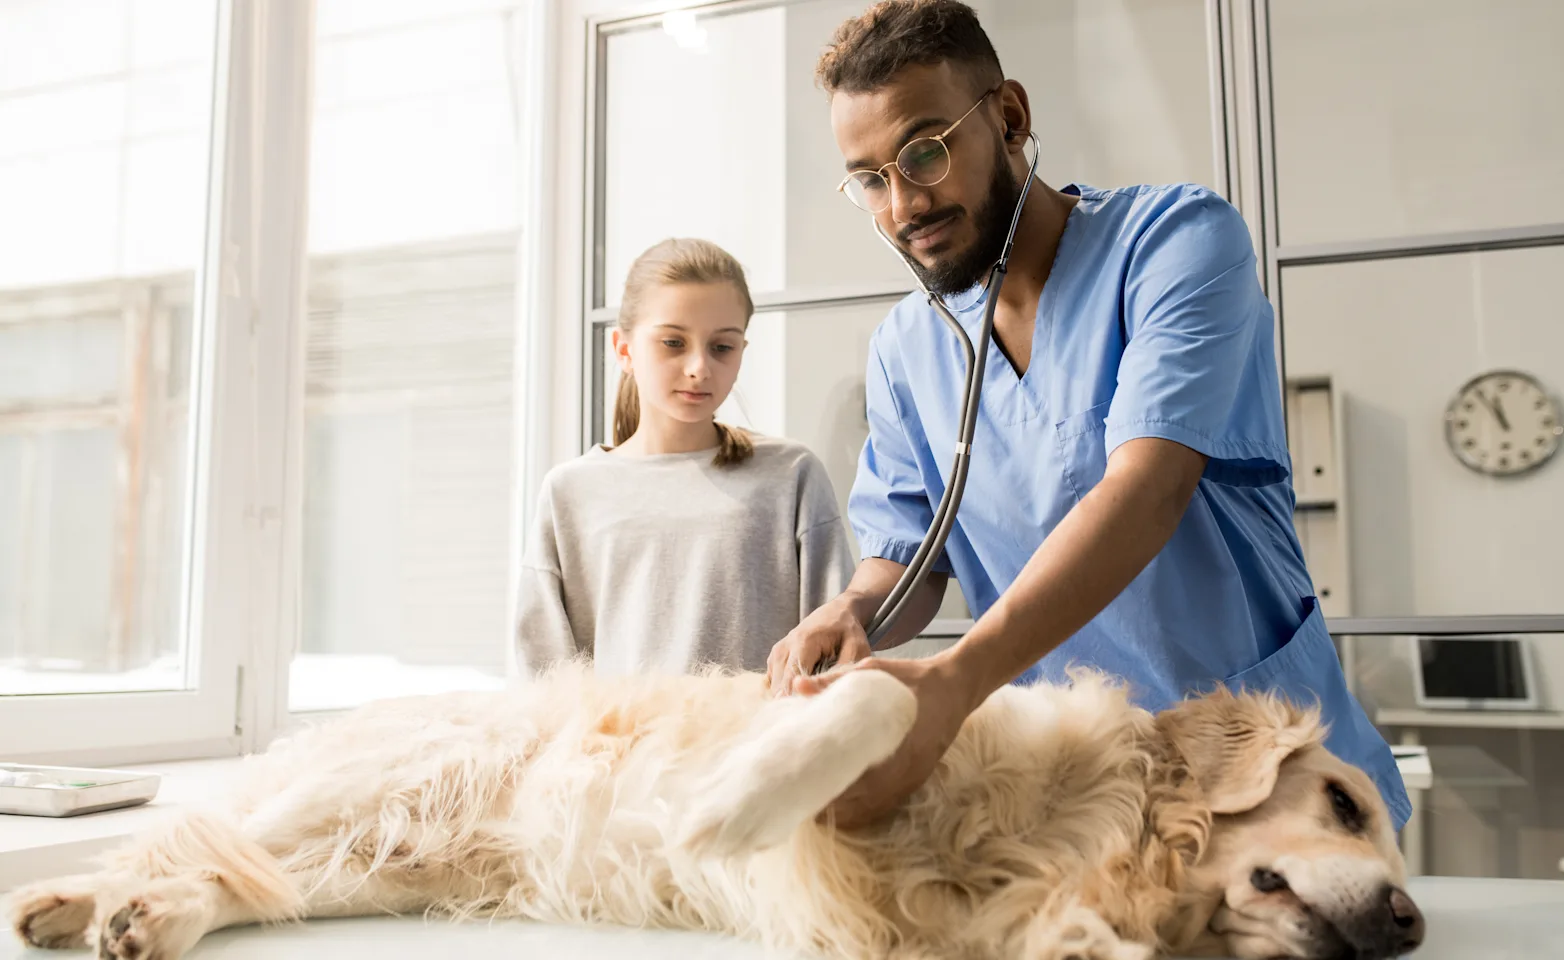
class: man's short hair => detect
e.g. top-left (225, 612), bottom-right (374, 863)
top-left (815, 0), bottom-right (1004, 99)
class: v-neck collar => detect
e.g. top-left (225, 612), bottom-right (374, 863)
top-left (943, 184), bottom-right (1088, 414)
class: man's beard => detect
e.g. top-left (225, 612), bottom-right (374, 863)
top-left (903, 146), bottom-right (1022, 298)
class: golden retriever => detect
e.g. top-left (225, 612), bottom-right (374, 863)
top-left (7, 661), bottom-right (1424, 960)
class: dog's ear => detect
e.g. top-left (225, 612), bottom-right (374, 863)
top-left (1156, 687), bottom-right (1323, 815)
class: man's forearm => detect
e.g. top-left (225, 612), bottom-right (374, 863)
top-left (837, 558), bottom-right (949, 650)
top-left (944, 439), bottom-right (1206, 705)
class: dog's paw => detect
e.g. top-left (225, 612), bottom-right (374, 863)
top-left (8, 876), bottom-right (100, 949)
top-left (674, 669), bottom-right (918, 861)
top-left (95, 887), bottom-right (207, 960)
top-left (1024, 902), bottom-right (1153, 960)
top-left (674, 781), bottom-right (782, 860)
top-left (1059, 945), bottom-right (1153, 960)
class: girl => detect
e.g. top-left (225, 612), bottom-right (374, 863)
top-left (514, 237), bottom-right (856, 677)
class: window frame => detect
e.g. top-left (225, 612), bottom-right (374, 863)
top-left (0, 0), bottom-right (558, 764)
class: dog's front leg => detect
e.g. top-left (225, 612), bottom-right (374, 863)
top-left (676, 669), bottom-right (917, 859)
top-left (1018, 899), bottom-right (1155, 960)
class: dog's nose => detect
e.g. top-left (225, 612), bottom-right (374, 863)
top-left (1386, 885), bottom-right (1425, 953)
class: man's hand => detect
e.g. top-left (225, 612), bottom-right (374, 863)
top-left (767, 560), bottom-right (950, 698)
top-left (790, 651), bottom-right (979, 829)
top-left (765, 598), bottom-right (873, 696)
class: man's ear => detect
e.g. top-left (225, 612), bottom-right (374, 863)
top-left (1156, 687), bottom-right (1324, 815)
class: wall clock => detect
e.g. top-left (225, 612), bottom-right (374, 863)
top-left (1443, 369), bottom-right (1562, 476)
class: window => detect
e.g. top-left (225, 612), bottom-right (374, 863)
top-left (291, 0), bottom-right (534, 712)
top-left (0, 0), bottom-right (237, 758)
top-left (0, 0), bottom-right (548, 760)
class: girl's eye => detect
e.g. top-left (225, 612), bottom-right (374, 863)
top-left (712, 344), bottom-right (733, 353)
top-left (661, 339), bottom-right (683, 349)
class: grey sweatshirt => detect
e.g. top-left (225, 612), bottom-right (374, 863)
top-left (513, 433), bottom-right (856, 677)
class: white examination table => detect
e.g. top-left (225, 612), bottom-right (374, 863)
top-left (5, 876), bottom-right (1561, 959)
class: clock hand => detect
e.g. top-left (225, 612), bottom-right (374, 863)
top-left (1490, 393), bottom-right (1511, 432)
top-left (1476, 390), bottom-right (1511, 432)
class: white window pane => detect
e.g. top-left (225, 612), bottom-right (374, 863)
top-left (1281, 246), bottom-right (1564, 618)
top-left (602, 7), bottom-right (789, 301)
top-left (128, 66), bottom-right (212, 138)
top-left (307, 88), bottom-right (519, 253)
top-left (316, 0), bottom-right (522, 39)
top-left (0, 0), bottom-right (214, 698)
top-left (313, 16), bottom-right (509, 109)
top-left (0, 296), bottom-right (199, 695)
top-left (129, 0), bottom-right (219, 71)
top-left (123, 134), bottom-right (210, 276)
top-left (0, 315), bottom-right (122, 404)
top-left (599, 0), bottom-right (1219, 303)
top-left (294, 1), bottom-right (528, 712)
top-left (0, 0), bottom-right (128, 92)
top-left (0, 82), bottom-right (127, 160)
top-left (0, 149), bottom-right (122, 288)
top-left (1272, 0), bottom-right (1564, 246)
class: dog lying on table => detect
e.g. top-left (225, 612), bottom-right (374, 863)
top-left (9, 659), bottom-right (1424, 960)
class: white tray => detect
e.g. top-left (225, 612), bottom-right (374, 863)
top-left (0, 762), bottom-right (161, 817)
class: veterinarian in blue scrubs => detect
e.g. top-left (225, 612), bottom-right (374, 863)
top-left (768, 0), bottom-right (1409, 833)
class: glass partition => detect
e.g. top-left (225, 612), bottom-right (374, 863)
top-left (589, 0), bottom-right (1228, 634)
top-left (1280, 246), bottom-right (1564, 620)
top-left (596, 0), bottom-right (1223, 304)
top-left (1270, 0), bottom-right (1564, 247)
top-left (1334, 625), bottom-right (1564, 880)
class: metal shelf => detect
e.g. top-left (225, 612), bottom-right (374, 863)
top-left (1328, 615), bottom-right (1564, 636)
top-left (1377, 708), bottom-right (1564, 731)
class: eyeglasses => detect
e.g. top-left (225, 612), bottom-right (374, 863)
top-left (836, 87), bottom-right (1000, 214)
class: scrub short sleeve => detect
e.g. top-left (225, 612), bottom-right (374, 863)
top-left (847, 336), bottom-right (953, 573)
top-left (1105, 191), bottom-right (1291, 487)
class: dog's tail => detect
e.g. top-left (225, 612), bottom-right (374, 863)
top-left (674, 668), bottom-right (918, 859)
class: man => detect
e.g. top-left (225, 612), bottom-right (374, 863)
top-left (765, 0), bottom-right (1409, 833)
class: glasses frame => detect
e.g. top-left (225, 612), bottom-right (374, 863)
top-left (836, 85), bottom-right (1003, 213)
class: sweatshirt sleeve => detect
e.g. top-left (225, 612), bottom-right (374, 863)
top-left (511, 478), bottom-right (583, 676)
top-left (794, 452), bottom-right (857, 620)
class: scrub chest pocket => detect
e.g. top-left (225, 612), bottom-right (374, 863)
top-left (1054, 399), bottom-right (1113, 501)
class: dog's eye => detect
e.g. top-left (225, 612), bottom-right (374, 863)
top-left (1327, 781), bottom-right (1364, 831)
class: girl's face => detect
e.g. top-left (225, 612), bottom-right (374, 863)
top-left (613, 281), bottom-right (748, 430)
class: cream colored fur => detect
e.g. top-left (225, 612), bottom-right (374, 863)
top-left (7, 659), bottom-right (1420, 960)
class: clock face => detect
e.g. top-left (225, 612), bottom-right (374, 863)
top-left (1444, 370), bottom-right (1562, 477)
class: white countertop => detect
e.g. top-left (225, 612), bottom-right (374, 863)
top-left (4, 876), bottom-right (1562, 959)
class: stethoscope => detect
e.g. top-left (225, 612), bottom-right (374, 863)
top-left (813, 132), bottom-right (1042, 675)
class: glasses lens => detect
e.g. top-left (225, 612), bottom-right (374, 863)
top-left (843, 171), bottom-right (890, 212)
top-left (898, 138), bottom-right (950, 186)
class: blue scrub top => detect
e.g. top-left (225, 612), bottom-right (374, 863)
top-left (849, 182), bottom-right (1410, 828)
